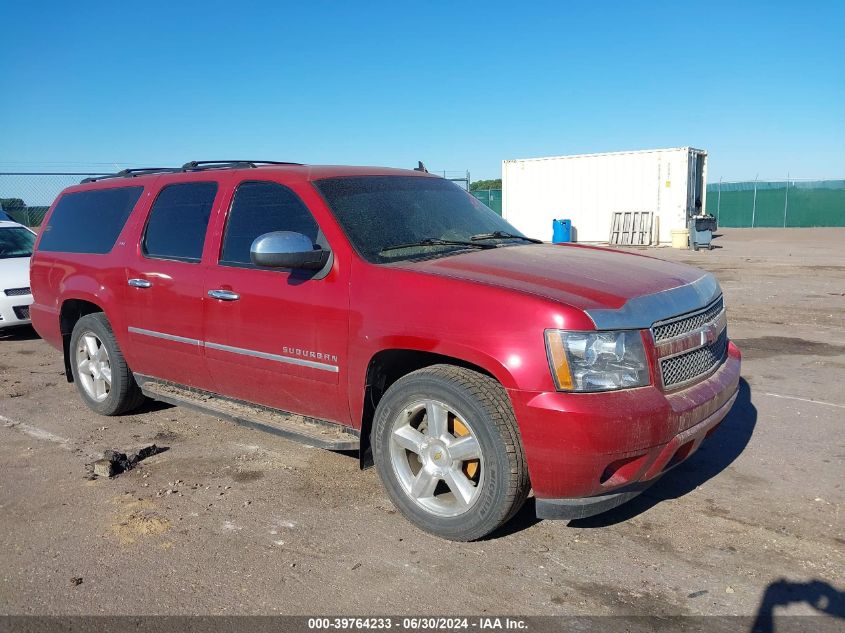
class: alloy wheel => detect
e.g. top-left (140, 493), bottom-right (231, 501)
top-left (389, 399), bottom-right (484, 517)
top-left (75, 332), bottom-right (112, 402)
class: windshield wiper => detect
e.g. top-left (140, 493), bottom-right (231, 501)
top-left (470, 231), bottom-right (543, 243)
top-left (379, 238), bottom-right (497, 254)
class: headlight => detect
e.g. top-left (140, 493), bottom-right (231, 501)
top-left (544, 329), bottom-right (650, 392)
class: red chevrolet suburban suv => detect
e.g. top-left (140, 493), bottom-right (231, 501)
top-left (30, 160), bottom-right (741, 541)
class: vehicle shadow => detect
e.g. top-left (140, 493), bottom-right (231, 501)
top-left (0, 325), bottom-right (40, 341)
top-left (568, 377), bottom-right (757, 528)
top-left (132, 398), bottom-right (176, 415)
top-left (485, 497), bottom-right (541, 539)
top-left (751, 579), bottom-right (844, 633)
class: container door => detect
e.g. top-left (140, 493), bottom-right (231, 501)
top-left (687, 151), bottom-right (706, 220)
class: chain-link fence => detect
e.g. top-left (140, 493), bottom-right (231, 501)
top-left (705, 179), bottom-right (845, 228)
top-left (0, 172), bottom-right (108, 227)
top-left (470, 189), bottom-right (503, 215)
top-left (0, 169), bottom-right (476, 227)
top-left (5, 172), bottom-right (841, 230)
top-left (466, 180), bottom-right (845, 225)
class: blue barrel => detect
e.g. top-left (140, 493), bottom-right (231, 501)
top-left (552, 219), bottom-right (572, 243)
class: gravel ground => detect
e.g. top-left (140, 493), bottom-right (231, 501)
top-left (0, 228), bottom-right (842, 619)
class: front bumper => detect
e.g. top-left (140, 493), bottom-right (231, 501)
top-left (509, 341), bottom-right (741, 518)
top-left (534, 386), bottom-right (738, 519)
top-left (0, 293), bottom-right (33, 329)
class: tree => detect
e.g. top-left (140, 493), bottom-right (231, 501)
top-left (469, 179), bottom-right (502, 192)
top-left (0, 198), bottom-right (32, 226)
top-left (0, 198), bottom-right (26, 210)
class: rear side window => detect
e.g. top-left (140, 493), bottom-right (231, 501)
top-left (220, 181), bottom-right (322, 266)
top-left (143, 182), bottom-right (217, 263)
top-left (38, 187), bottom-right (143, 254)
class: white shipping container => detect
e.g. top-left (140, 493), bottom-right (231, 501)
top-left (502, 147), bottom-right (707, 244)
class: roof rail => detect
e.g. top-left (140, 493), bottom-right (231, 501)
top-left (180, 160), bottom-right (303, 170)
top-left (80, 167), bottom-right (181, 184)
top-left (80, 160), bottom-right (303, 184)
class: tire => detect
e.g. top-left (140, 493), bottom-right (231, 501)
top-left (69, 313), bottom-right (146, 416)
top-left (372, 364), bottom-right (530, 541)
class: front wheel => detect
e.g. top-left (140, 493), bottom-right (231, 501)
top-left (372, 365), bottom-right (530, 541)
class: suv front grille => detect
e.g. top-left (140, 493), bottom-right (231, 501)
top-left (4, 287), bottom-right (31, 297)
top-left (13, 305), bottom-right (30, 320)
top-left (660, 329), bottom-right (728, 388)
top-left (652, 296), bottom-right (724, 343)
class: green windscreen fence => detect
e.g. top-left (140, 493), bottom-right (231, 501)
top-left (471, 189), bottom-right (502, 215)
top-left (705, 180), bottom-right (845, 227)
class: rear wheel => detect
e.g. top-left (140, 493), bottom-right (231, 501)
top-left (69, 313), bottom-right (145, 416)
top-left (372, 365), bottom-right (530, 541)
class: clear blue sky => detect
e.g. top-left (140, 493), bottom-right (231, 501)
top-left (1, 0), bottom-right (843, 182)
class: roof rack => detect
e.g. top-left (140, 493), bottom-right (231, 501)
top-left (80, 167), bottom-right (181, 184)
top-left (180, 160), bottom-right (303, 170)
top-left (80, 160), bottom-right (303, 184)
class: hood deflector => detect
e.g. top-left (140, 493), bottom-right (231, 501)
top-left (584, 273), bottom-right (721, 330)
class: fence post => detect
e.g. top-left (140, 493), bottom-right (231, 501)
top-left (717, 177), bottom-right (721, 222)
top-left (751, 175), bottom-right (758, 228)
top-left (783, 173), bottom-right (789, 228)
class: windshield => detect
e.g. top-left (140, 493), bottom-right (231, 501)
top-left (314, 176), bottom-right (528, 263)
top-left (0, 227), bottom-right (36, 259)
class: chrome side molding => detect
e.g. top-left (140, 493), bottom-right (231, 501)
top-left (127, 326), bottom-right (339, 373)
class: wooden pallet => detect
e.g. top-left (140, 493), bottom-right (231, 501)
top-left (609, 211), bottom-right (653, 245)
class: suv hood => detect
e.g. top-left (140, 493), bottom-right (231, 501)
top-left (394, 244), bottom-right (720, 329)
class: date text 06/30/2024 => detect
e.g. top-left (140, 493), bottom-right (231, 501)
top-left (307, 617), bottom-right (528, 630)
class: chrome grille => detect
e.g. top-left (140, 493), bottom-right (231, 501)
top-left (661, 329), bottom-right (728, 389)
top-left (652, 296), bottom-right (724, 342)
top-left (4, 287), bottom-right (31, 297)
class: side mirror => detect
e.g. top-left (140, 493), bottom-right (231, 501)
top-left (250, 231), bottom-right (329, 270)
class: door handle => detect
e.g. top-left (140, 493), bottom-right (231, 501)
top-left (128, 278), bottom-right (152, 288)
top-left (208, 289), bottom-right (240, 301)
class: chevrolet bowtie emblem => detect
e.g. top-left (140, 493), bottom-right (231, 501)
top-left (433, 451), bottom-right (443, 460)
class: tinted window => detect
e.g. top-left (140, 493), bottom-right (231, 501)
top-left (0, 227), bottom-right (36, 259)
top-left (220, 181), bottom-right (322, 266)
top-left (314, 176), bottom-right (525, 263)
top-left (38, 187), bottom-right (143, 254)
top-left (143, 182), bottom-right (217, 262)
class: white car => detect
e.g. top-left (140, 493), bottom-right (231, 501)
top-left (0, 220), bottom-right (36, 329)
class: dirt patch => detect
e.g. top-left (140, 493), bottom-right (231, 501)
top-left (568, 581), bottom-right (689, 616)
top-left (689, 265), bottom-right (739, 282)
top-left (800, 265), bottom-right (845, 273)
top-left (731, 336), bottom-right (845, 360)
top-left (153, 430), bottom-right (181, 442)
top-left (109, 497), bottom-right (171, 545)
top-left (231, 469), bottom-right (263, 483)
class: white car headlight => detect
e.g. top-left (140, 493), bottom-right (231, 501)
top-left (544, 329), bottom-right (650, 392)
